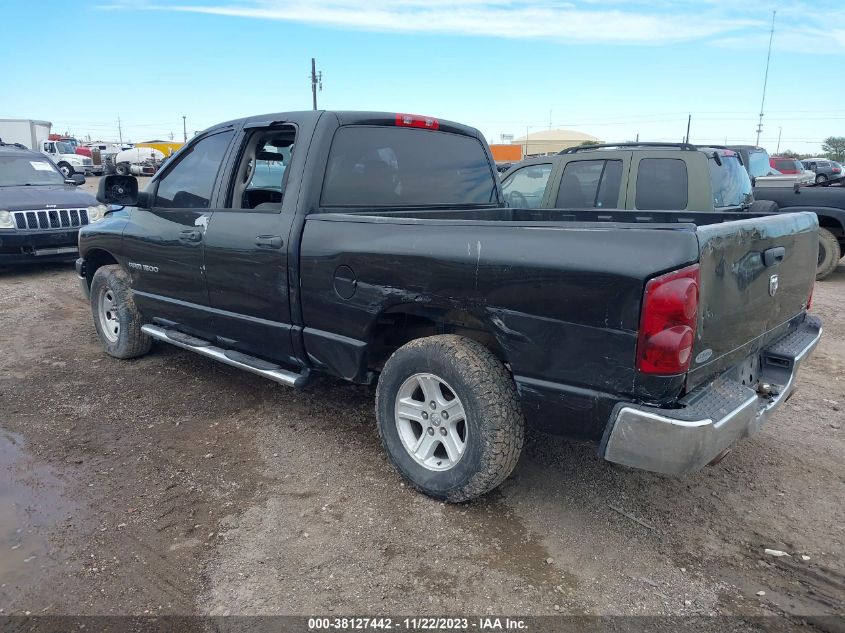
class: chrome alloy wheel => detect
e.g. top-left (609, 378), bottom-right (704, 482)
top-left (98, 287), bottom-right (120, 343)
top-left (395, 373), bottom-right (468, 471)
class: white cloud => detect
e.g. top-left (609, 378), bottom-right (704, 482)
top-left (101, 0), bottom-right (750, 43)
top-left (100, 0), bottom-right (845, 51)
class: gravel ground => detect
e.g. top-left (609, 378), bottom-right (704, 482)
top-left (0, 258), bottom-right (842, 627)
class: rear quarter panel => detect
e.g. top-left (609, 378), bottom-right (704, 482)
top-left (299, 214), bottom-right (700, 438)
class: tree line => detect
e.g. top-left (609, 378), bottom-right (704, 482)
top-left (779, 136), bottom-right (845, 161)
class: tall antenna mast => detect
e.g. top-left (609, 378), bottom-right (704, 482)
top-left (756, 10), bottom-right (776, 146)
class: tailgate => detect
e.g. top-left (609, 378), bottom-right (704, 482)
top-left (687, 212), bottom-right (817, 390)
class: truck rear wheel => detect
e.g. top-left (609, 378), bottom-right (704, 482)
top-left (90, 265), bottom-right (151, 359)
top-left (375, 335), bottom-right (524, 502)
top-left (817, 227), bottom-right (842, 280)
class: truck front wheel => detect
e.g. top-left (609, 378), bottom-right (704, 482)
top-left (375, 335), bottom-right (524, 502)
top-left (90, 265), bottom-right (152, 359)
top-left (817, 227), bottom-right (842, 280)
top-left (58, 162), bottom-right (73, 178)
top-left (115, 163), bottom-right (130, 176)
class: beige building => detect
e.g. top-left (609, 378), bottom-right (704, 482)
top-left (513, 129), bottom-right (601, 156)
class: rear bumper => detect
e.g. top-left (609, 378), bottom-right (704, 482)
top-left (600, 314), bottom-right (822, 475)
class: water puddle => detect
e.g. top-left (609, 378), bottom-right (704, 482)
top-left (0, 429), bottom-right (76, 606)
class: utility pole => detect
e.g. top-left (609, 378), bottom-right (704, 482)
top-left (182, 116), bottom-right (187, 142)
top-left (310, 58), bottom-right (323, 110)
top-left (117, 116), bottom-right (123, 145)
top-left (776, 127), bottom-right (782, 153)
top-left (756, 10), bottom-right (776, 146)
top-left (685, 114), bottom-right (692, 144)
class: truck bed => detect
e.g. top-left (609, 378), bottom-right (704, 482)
top-left (300, 208), bottom-right (818, 438)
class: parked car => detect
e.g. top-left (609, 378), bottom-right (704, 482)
top-left (500, 142), bottom-right (755, 213)
top-left (0, 142), bottom-right (105, 264)
top-left (77, 112), bottom-right (820, 502)
top-left (726, 145), bottom-right (813, 188)
top-left (801, 158), bottom-right (843, 185)
top-left (501, 143), bottom-right (842, 280)
top-left (770, 156), bottom-right (803, 174)
top-left (753, 186), bottom-right (845, 279)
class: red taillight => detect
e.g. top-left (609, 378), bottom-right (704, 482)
top-left (636, 264), bottom-right (700, 375)
top-left (395, 113), bottom-right (439, 130)
top-left (834, 167), bottom-right (841, 173)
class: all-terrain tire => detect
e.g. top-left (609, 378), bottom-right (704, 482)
top-left (375, 335), bottom-right (524, 502)
top-left (90, 264), bottom-right (152, 359)
top-left (817, 227), bottom-right (842, 280)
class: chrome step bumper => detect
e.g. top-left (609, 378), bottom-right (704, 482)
top-left (141, 324), bottom-right (310, 389)
top-left (600, 314), bottom-right (822, 475)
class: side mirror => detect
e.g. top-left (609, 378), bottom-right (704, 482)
top-left (793, 182), bottom-right (801, 193)
top-left (751, 176), bottom-right (757, 187)
top-left (66, 173), bottom-right (85, 186)
top-left (97, 175), bottom-right (140, 206)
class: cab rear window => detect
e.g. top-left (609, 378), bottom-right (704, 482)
top-left (321, 126), bottom-right (497, 207)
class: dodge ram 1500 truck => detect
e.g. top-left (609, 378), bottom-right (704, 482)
top-left (77, 111), bottom-right (822, 502)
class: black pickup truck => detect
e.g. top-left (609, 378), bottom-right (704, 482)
top-left (77, 111), bottom-right (822, 502)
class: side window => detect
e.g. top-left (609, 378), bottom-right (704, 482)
top-left (635, 158), bottom-right (688, 210)
top-left (556, 160), bottom-right (622, 208)
top-left (154, 130), bottom-right (234, 209)
top-left (501, 164), bottom-right (552, 208)
top-left (229, 126), bottom-right (296, 210)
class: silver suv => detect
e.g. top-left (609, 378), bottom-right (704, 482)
top-left (802, 158), bottom-right (843, 185)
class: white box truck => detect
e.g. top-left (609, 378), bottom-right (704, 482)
top-left (0, 119), bottom-right (93, 177)
top-left (0, 119), bottom-right (52, 150)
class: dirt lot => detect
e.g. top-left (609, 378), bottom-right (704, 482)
top-left (0, 256), bottom-right (843, 627)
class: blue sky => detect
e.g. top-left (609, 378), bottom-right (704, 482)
top-left (2, 0), bottom-right (843, 153)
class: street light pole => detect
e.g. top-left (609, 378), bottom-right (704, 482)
top-left (182, 116), bottom-right (187, 142)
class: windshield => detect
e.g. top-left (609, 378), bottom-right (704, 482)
top-left (709, 155), bottom-right (752, 208)
top-left (55, 141), bottom-right (76, 154)
top-left (746, 149), bottom-right (778, 177)
top-left (0, 155), bottom-right (65, 186)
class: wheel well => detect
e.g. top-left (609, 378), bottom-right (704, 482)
top-left (818, 215), bottom-right (845, 240)
top-left (83, 249), bottom-right (119, 287)
top-left (367, 306), bottom-right (507, 372)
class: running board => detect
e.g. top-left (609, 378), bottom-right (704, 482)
top-left (141, 324), bottom-right (310, 388)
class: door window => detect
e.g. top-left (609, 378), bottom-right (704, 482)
top-left (501, 164), bottom-right (552, 208)
top-left (229, 127), bottom-right (296, 210)
top-left (635, 158), bottom-right (688, 210)
top-left (154, 130), bottom-right (234, 209)
top-left (556, 159), bottom-right (622, 208)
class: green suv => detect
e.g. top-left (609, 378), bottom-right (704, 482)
top-left (501, 142), bottom-right (754, 214)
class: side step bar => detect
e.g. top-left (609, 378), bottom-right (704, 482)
top-left (141, 324), bottom-right (310, 388)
